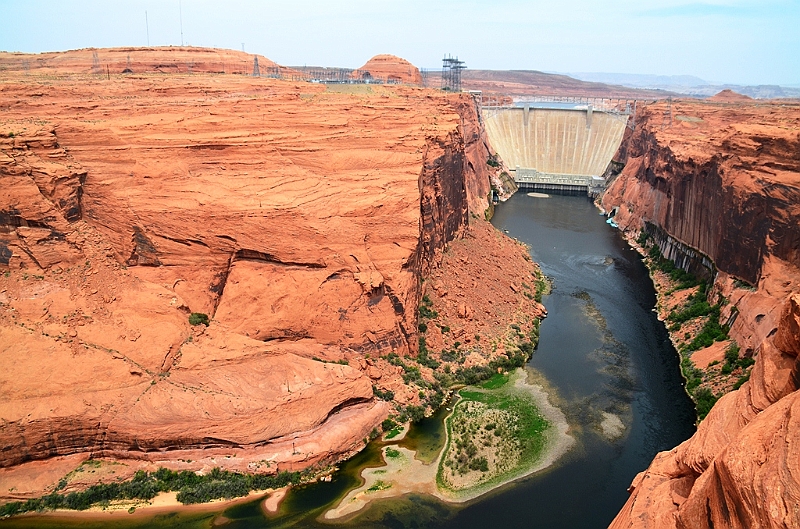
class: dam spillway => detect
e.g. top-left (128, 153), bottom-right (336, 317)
top-left (482, 105), bottom-right (628, 195)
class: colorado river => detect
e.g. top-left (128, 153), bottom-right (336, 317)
top-left (5, 194), bottom-right (696, 529)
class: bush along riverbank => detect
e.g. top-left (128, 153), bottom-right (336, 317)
top-left (635, 231), bottom-right (757, 421)
top-left (0, 466), bottom-right (301, 517)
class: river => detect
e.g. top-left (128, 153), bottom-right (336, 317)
top-left (6, 193), bottom-right (696, 529)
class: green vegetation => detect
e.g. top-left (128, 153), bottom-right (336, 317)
top-left (381, 417), bottom-right (398, 432)
top-left (721, 343), bottom-right (755, 375)
top-left (188, 312), bottom-right (209, 326)
top-left (438, 371), bottom-right (550, 494)
top-left (646, 242), bottom-right (700, 290)
top-left (667, 289), bottom-right (713, 323)
top-left (311, 356), bottom-right (349, 365)
top-left (693, 388), bottom-right (718, 420)
top-left (373, 385), bottom-right (395, 402)
top-left (366, 480), bottom-right (391, 493)
top-left (733, 372), bottom-right (751, 390)
top-left (486, 154), bottom-right (500, 168)
top-left (685, 305), bottom-right (728, 351)
top-left (733, 278), bottom-right (756, 291)
top-left (638, 229), bottom-right (753, 422)
top-left (479, 372), bottom-right (509, 390)
top-left (451, 347), bottom-right (531, 386)
top-left (385, 448), bottom-right (401, 459)
top-left (532, 270), bottom-right (548, 303)
top-left (0, 466), bottom-right (301, 517)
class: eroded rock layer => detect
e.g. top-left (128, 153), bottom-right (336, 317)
top-left (603, 98), bottom-right (800, 529)
top-left (354, 54), bottom-right (422, 85)
top-left (0, 49), bottom-right (501, 500)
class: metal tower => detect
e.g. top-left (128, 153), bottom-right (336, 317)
top-left (253, 56), bottom-right (260, 77)
top-left (441, 55), bottom-right (466, 92)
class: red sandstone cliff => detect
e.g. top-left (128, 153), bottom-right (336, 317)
top-left (353, 54), bottom-right (422, 85)
top-left (603, 99), bottom-right (800, 528)
top-left (0, 49), bottom-right (503, 500)
top-left (0, 46), bottom-right (297, 77)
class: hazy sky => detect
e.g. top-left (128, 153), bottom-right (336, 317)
top-left (1, 0), bottom-right (798, 85)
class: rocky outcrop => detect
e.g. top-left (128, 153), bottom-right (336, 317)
top-left (604, 99), bottom-right (800, 528)
top-left (0, 49), bottom-right (501, 499)
top-left (0, 46), bottom-right (295, 77)
top-left (354, 54), bottom-right (422, 85)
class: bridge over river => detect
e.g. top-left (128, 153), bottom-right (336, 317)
top-left (481, 98), bottom-right (633, 196)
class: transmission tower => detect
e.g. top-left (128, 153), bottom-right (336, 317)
top-left (253, 56), bottom-right (260, 77)
top-left (441, 55), bottom-right (466, 92)
top-left (661, 97), bottom-right (673, 130)
top-left (92, 51), bottom-right (101, 75)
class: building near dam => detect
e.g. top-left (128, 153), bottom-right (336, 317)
top-left (482, 101), bottom-right (629, 196)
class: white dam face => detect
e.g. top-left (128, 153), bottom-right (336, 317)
top-left (482, 107), bottom-right (627, 181)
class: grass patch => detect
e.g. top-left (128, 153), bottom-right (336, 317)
top-left (479, 372), bottom-right (509, 390)
top-left (385, 428), bottom-right (402, 440)
top-left (385, 448), bottom-right (401, 459)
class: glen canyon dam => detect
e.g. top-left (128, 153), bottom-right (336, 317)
top-left (0, 41), bottom-right (798, 529)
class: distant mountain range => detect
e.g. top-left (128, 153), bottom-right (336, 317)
top-left (565, 72), bottom-right (800, 99)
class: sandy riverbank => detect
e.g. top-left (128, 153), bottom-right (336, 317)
top-left (324, 368), bottom-right (574, 520)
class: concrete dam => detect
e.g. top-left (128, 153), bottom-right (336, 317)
top-left (482, 104), bottom-right (628, 195)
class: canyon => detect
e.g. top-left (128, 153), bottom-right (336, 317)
top-left (0, 47), bottom-right (544, 503)
top-left (603, 97), bottom-right (800, 528)
top-left (1, 45), bottom-right (799, 529)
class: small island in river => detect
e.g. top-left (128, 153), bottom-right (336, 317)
top-left (324, 368), bottom-right (574, 520)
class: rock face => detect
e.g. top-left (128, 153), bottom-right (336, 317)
top-left (354, 54), bottom-right (422, 85)
top-left (0, 48), bottom-right (498, 499)
top-left (603, 99), bottom-right (800, 528)
top-left (0, 46), bottom-right (294, 76)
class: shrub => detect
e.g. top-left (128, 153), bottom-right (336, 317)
top-left (419, 305), bottom-right (438, 319)
top-left (694, 387), bottom-right (718, 420)
top-left (373, 386), bottom-right (395, 401)
top-left (404, 405), bottom-right (426, 423)
top-left (188, 312), bottom-right (209, 326)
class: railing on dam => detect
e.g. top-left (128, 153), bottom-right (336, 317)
top-left (514, 168), bottom-right (606, 197)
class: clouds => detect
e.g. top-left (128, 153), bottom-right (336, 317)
top-left (0, 0), bottom-right (797, 85)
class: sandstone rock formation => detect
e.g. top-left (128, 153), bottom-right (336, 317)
top-left (0, 48), bottom-right (505, 500)
top-left (603, 98), bottom-right (800, 528)
top-left (354, 54), bottom-right (422, 85)
top-left (707, 89), bottom-right (753, 102)
top-left (0, 46), bottom-right (294, 77)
